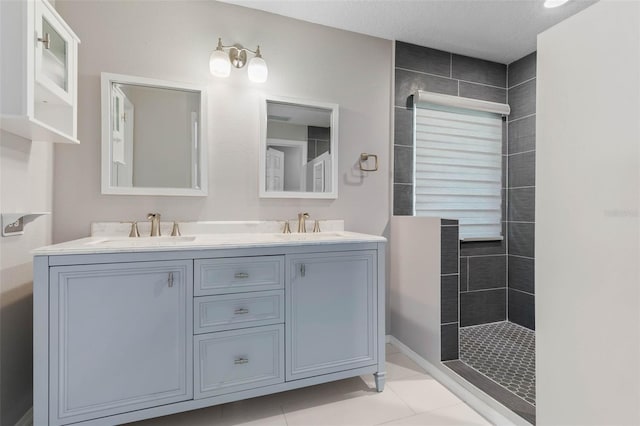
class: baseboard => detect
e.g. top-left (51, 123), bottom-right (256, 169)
top-left (386, 335), bottom-right (531, 426)
top-left (14, 407), bottom-right (33, 426)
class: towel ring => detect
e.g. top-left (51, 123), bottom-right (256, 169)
top-left (359, 153), bottom-right (378, 172)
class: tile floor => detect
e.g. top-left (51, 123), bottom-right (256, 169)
top-left (459, 321), bottom-right (535, 406)
top-left (130, 344), bottom-right (491, 426)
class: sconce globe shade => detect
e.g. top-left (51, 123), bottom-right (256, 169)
top-left (210, 50), bottom-right (231, 77)
top-left (544, 0), bottom-right (569, 7)
top-left (248, 56), bottom-right (268, 83)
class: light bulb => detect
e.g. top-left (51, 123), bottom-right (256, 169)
top-left (544, 0), bottom-right (569, 8)
top-left (210, 49), bottom-right (231, 77)
top-left (248, 56), bottom-right (268, 83)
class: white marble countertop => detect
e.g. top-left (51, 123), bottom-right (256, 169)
top-left (33, 221), bottom-right (386, 256)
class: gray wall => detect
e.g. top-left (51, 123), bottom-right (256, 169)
top-left (506, 53), bottom-right (536, 330)
top-left (393, 41), bottom-right (508, 329)
top-left (53, 0), bottom-right (392, 243)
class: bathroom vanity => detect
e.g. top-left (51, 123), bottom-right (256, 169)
top-left (33, 227), bottom-right (386, 425)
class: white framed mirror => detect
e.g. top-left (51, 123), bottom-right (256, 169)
top-left (260, 96), bottom-right (339, 199)
top-left (100, 73), bottom-right (207, 196)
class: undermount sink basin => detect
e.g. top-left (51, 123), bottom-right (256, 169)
top-left (86, 236), bottom-right (197, 247)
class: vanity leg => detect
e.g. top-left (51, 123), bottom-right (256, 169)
top-left (374, 372), bottom-right (386, 392)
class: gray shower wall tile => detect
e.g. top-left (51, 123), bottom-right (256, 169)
top-left (508, 151), bottom-right (536, 188)
top-left (508, 52), bottom-right (537, 88)
top-left (460, 257), bottom-right (468, 292)
top-left (459, 82), bottom-right (506, 104)
top-left (441, 323), bottom-right (459, 361)
top-left (396, 41), bottom-right (451, 77)
top-left (441, 226), bottom-right (459, 275)
top-left (394, 145), bottom-right (413, 184)
top-left (393, 183), bottom-right (413, 216)
top-left (508, 187), bottom-right (535, 222)
top-left (452, 54), bottom-right (507, 87)
top-left (468, 255), bottom-right (507, 291)
top-left (508, 79), bottom-right (536, 121)
top-left (508, 223), bottom-right (535, 258)
top-left (508, 289), bottom-right (535, 330)
top-left (394, 108), bottom-right (414, 147)
top-left (308, 126), bottom-right (330, 140)
top-left (460, 289), bottom-right (506, 326)
top-left (441, 275), bottom-right (459, 324)
top-left (508, 256), bottom-right (535, 294)
top-left (508, 115), bottom-right (536, 154)
top-left (395, 68), bottom-right (458, 107)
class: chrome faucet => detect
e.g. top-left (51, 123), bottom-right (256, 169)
top-left (297, 212), bottom-right (310, 233)
top-left (147, 213), bottom-right (161, 237)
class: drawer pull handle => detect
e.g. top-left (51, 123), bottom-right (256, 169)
top-left (234, 308), bottom-right (249, 315)
top-left (234, 272), bottom-right (250, 279)
top-left (168, 272), bottom-right (174, 288)
top-left (300, 263), bottom-right (305, 277)
top-left (234, 357), bottom-right (249, 365)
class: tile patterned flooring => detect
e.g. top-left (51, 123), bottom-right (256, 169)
top-left (129, 344), bottom-right (491, 426)
top-left (459, 321), bottom-right (536, 406)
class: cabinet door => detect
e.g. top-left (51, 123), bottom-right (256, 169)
top-left (49, 260), bottom-right (192, 425)
top-left (34, 0), bottom-right (76, 105)
top-left (286, 251), bottom-right (377, 381)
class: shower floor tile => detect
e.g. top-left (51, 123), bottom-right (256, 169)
top-left (460, 321), bottom-right (536, 406)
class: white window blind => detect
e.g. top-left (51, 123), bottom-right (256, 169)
top-left (414, 102), bottom-right (504, 241)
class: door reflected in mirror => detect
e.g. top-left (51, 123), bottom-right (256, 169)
top-left (261, 98), bottom-right (338, 199)
top-left (101, 73), bottom-right (207, 196)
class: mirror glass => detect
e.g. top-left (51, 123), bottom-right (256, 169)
top-left (261, 98), bottom-right (338, 199)
top-left (101, 73), bottom-right (207, 196)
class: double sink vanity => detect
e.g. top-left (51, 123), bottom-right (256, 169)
top-left (33, 219), bottom-right (386, 426)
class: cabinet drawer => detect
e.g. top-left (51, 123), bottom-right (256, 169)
top-left (195, 256), bottom-right (284, 296)
top-left (194, 290), bottom-right (284, 334)
top-left (194, 325), bottom-right (284, 399)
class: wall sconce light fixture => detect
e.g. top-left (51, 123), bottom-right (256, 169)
top-left (210, 38), bottom-right (268, 83)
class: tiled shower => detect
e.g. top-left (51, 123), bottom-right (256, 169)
top-left (393, 41), bottom-right (536, 422)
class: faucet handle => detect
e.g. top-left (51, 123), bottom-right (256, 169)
top-left (123, 221), bottom-right (140, 238)
top-left (313, 220), bottom-right (321, 233)
top-left (170, 221), bottom-right (181, 237)
top-left (283, 221), bottom-right (291, 234)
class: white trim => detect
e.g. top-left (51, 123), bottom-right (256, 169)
top-left (415, 90), bottom-right (511, 116)
top-left (14, 407), bottom-right (33, 426)
top-left (387, 335), bottom-right (532, 426)
top-left (100, 72), bottom-right (208, 197)
top-left (259, 95), bottom-right (339, 199)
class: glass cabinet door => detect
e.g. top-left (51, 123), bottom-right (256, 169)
top-left (34, 0), bottom-right (74, 105)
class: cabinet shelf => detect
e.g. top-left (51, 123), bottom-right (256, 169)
top-left (0, 115), bottom-right (79, 144)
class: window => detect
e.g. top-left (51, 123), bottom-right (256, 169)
top-left (413, 91), bottom-right (509, 241)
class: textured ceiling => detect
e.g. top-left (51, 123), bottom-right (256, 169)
top-left (220, 0), bottom-right (597, 64)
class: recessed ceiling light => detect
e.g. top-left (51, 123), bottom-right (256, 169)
top-left (544, 0), bottom-right (570, 8)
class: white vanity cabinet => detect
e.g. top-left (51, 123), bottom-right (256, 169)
top-left (34, 239), bottom-right (385, 426)
top-left (0, 0), bottom-right (80, 144)
top-left (48, 260), bottom-right (193, 425)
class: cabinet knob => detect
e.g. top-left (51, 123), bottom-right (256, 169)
top-left (234, 272), bottom-right (249, 279)
top-left (234, 357), bottom-right (249, 365)
top-left (234, 308), bottom-right (249, 315)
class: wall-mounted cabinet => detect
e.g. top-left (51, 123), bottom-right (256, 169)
top-left (0, 0), bottom-right (80, 144)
